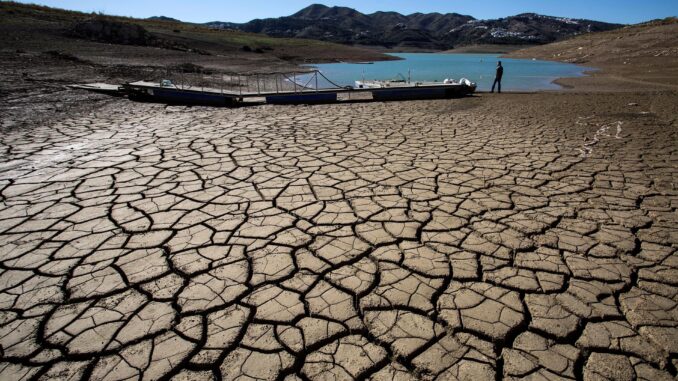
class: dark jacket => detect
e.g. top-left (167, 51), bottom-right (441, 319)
top-left (496, 65), bottom-right (504, 79)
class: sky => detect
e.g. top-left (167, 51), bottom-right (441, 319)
top-left (13, 0), bottom-right (678, 24)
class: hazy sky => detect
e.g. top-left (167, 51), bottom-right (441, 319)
top-left (14, 0), bottom-right (678, 24)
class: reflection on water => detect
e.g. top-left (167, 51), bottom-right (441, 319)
top-left (304, 53), bottom-right (593, 91)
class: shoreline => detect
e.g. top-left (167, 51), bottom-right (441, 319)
top-left (303, 52), bottom-right (597, 93)
top-left (549, 67), bottom-right (599, 92)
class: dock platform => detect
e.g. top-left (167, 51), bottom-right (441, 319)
top-left (72, 70), bottom-right (476, 106)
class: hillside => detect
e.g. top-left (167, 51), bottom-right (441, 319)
top-left (0, 1), bottom-right (393, 72)
top-left (208, 4), bottom-right (623, 50)
top-left (508, 18), bottom-right (678, 90)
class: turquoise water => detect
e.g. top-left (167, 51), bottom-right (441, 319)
top-left (304, 53), bottom-right (593, 91)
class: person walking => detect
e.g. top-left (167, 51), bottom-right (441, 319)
top-left (491, 61), bottom-right (503, 93)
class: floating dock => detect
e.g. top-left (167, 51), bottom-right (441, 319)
top-left (72, 70), bottom-right (476, 107)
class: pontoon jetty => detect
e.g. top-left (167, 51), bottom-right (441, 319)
top-left (71, 69), bottom-right (476, 106)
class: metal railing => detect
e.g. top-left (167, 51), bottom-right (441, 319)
top-left (130, 66), bottom-right (344, 96)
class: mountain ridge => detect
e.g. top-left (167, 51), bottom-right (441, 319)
top-left (205, 4), bottom-right (623, 50)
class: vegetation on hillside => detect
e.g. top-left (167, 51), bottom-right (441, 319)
top-left (0, 1), bottom-right (393, 69)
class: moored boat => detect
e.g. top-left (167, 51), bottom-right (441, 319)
top-left (356, 78), bottom-right (477, 100)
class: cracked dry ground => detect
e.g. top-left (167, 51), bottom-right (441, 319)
top-left (0, 92), bottom-right (677, 381)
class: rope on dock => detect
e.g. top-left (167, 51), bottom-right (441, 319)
top-left (317, 71), bottom-right (347, 89)
top-left (280, 73), bottom-right (313, 90)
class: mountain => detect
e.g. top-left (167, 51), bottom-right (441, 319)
top-left (147, 16), bottom-right (181, 22)
top-left (204, 21), bottom-right (241, 30)
top-left (207, 4), bottom-right (623, 50)
top-left (443, 13), bottom-right (620, 46)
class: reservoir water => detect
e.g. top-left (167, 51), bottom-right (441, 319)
top-left (305, 53), bottom-right (593, 91)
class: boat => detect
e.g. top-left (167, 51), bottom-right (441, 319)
top-left (356, 77), bottom-right (477, 100)
top-left (355, 73), bottom-right (408, 89)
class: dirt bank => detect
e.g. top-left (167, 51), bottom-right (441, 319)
top-left (507, 18), bottom-right (678, 92)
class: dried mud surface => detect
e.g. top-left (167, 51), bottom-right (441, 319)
top-left (0, 91), bottom-right (676, 380)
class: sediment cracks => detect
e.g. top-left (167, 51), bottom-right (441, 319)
top-left (0, 99), bottom-right (676, 380)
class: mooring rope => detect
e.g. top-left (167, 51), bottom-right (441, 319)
top-left (281, 73), bottom-right (315, 90)
top-left (317, 71), bottom-right (347, 89)
top-left (281, 71), bottom-right (346, 90)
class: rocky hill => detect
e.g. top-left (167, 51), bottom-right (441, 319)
top-left (208, 4), bottom-right (623, 49)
